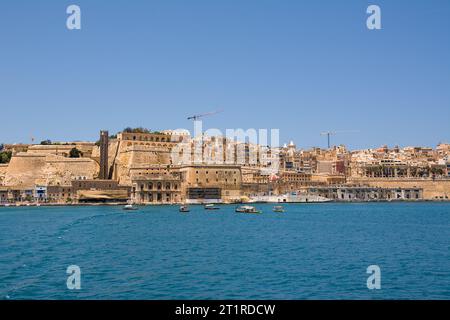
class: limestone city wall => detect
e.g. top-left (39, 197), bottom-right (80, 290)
top-left (348, 178), bottom-right (450, 200)
top-left (3, 153), bottom-right (98, 188)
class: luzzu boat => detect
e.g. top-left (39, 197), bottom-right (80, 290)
top-left (235, 205), bottom-right (262, 214)
top-left (204, 204), bottom-right (220, 210)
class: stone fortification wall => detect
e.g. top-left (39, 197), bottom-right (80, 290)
top-left (0, 164), bottom-right (8, 185)
top-left (27, 143), bottom-right (95, 157)
top-left (114, 142), bottom-right (173, 185)
top-left (3, 153), bottom-right (98, 188)
top-left (348, 178), bottom-right (450, 200)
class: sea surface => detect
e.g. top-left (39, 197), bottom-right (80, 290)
top-left (0, 203), bottom-right (449, 300)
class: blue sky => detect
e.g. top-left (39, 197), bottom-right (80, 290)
top-left (0, 0), bottom-right (449, 149)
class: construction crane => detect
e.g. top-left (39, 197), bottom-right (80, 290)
top-left (187, 109), bottom-right (223, 121)
top-left (320, 130), bottom-right (359, 149)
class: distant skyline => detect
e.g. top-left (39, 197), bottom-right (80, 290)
top-left (0, 0), bottom-right (449, 149)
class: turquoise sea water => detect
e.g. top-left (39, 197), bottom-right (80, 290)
top-left (0, 203), bottom-right (449, 300)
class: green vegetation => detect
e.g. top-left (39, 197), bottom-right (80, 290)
top-left (123, 127), bottom-right (151, 134)
top-left (40, 139), bottom-right (52, 145)
top-left (0, 151), bottom-right (12, 164)
top-left (95, 134), bottom-right (117, 146)
top-left (69, 147), bottom-right (83, 158)
top-left (40, 140), bottom-right (74, 146)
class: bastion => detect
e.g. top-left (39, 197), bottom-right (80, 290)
top-left (348, 177), bottom-right (450, 200)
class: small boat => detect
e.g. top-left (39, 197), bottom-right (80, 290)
top-left (235, 205), bottom-right (262, 214)
top-left (273, 205), bottom-right (285, 213)
top-left (179, 205), bottom-right (190, 213)
top-left (123, 204), bottom-right (138, 211)
top-left (204, 204), bottom-right (220, 210)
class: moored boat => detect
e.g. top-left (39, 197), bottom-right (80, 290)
top-left (235, 205), bottom-right (262, 214)
top-left (273, 205), bottom-right (285, 213)
top-left (204, 204), bottom-right (220, 210)
top-left (179, 205), bottom-right (190, 213)
top-left (123, 204), bottom-right (138, 211)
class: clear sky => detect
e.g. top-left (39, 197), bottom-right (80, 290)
top-left (0, 0), bottom-right (449, 149)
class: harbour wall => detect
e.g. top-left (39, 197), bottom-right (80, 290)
top-left (348, 178), bottom-right (450, 200)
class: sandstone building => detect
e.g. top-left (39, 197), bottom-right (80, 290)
top-left (0, 128), bottom-right (449, 203)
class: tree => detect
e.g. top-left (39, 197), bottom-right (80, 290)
top-left (69, 147), bottom-right (83, 158)
top-left (123, 127), bottom-right (151, 134)
top-left (0, 151), bottom-right (12, 164)
top-left (40, 139), bottom-right (52, 145)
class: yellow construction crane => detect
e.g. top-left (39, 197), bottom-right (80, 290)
top-left (320, 130), bottom-right (359, 149)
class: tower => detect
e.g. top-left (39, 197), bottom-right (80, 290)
top-left (99, 130), bottom-right (109, 180)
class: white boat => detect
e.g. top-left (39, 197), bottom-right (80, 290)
top-left (273, 205), bottom-right (285, 213)
top-left (235, 205), bottom-right (262, 214)
top-left (123, 204), bottom-right (138, 211)
top-left (179, 205), bottom-right (190, 213)
top-left (204, 204), bottom-right (220, 210)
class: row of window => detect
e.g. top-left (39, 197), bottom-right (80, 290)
top-left (138, 193), bottom-right (179, 202)
top-left (129, 135), bottom-right (169, 142)
top-left (138, 183), bottom-right (179, 191)
top-left (195, 170), bottom-right (239, 175)
top-left (126, 142), bottom-right (172, 148)
top-left (195, 178), bottom-right (238, 184)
